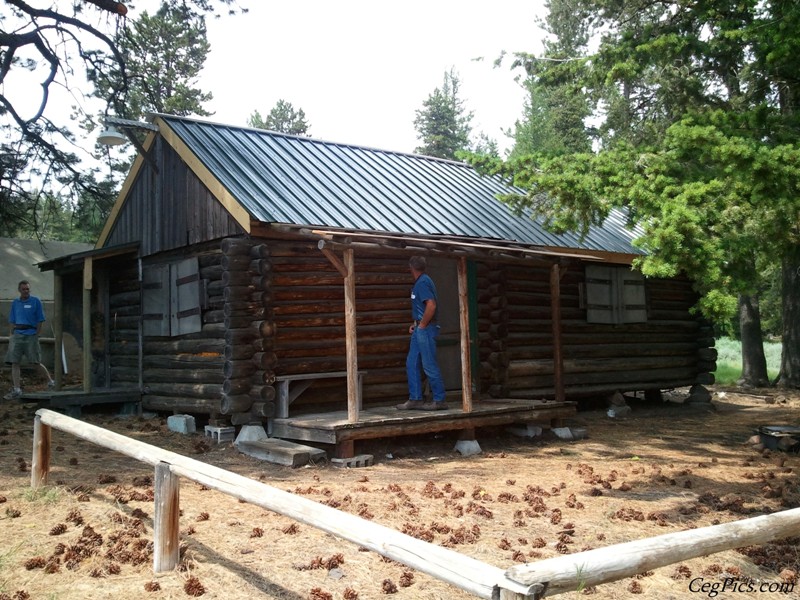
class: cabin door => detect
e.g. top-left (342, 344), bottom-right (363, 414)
top-left (426, 257), bottom-right (464, 392)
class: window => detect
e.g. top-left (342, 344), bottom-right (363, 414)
top-left (142, 257), bottom-right (202, 336)
top-left (584, 264), bottom-right (647, 324)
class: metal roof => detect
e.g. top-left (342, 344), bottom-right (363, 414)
top-left (157, 115), bottom-right (644, 255)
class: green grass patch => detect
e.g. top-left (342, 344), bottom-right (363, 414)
top-left (713, 336), bottom-right (781, 385)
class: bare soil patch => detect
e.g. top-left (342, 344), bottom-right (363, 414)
top-left (1, 386), bottom-right (798, 600)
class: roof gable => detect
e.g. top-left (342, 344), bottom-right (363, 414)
top-left (106, 114), bottom-right (643, 256)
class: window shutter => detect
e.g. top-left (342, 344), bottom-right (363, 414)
top-left (142, 264), bottom-right (169, 336)
top-left (620, 270), bottom-right (647, 323)
top-left (585, 265), bottom-right (615, 324)
top-left (171, 257), bottom-right (202, 335)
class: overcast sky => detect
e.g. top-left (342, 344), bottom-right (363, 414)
top-left (199, 1), bottom-right (549, 154)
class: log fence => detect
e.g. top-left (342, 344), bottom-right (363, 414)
top-left (31, 408), bottom-right (800, 599)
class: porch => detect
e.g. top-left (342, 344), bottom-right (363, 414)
top-left (270, 398), bottom-right (577, 458)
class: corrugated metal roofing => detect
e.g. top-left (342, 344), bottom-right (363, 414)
top-left (157, 115), bottom-right (644, 255)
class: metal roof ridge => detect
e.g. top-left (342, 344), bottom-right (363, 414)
top-left (153, 113), bottom-right (471, 167)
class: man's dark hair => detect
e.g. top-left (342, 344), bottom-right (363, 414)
top-left (409, 256), bottom-right (427, 272)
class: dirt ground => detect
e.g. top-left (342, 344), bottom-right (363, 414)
top-left (1, 385), bottom-right (799, 600)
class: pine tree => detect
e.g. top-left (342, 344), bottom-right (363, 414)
top-left (413, 69), bottom-right (473, 160)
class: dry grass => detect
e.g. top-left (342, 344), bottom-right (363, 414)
top-left (0, 385), bottom-right (798, 599)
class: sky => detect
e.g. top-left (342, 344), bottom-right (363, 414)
top-left (4, 1), bottom-right (549, 165)
top-left (198, 1), bottom-right (549, 155)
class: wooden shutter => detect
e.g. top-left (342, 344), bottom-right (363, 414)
top-left (142, 264), bottom-right (169, 336)
top-left (620, 270), bottom-right (647, 323)
top-left (585, 265), bottom-right (647, 324)
top-left (171, 257), bottom-right (202, 335)
top-left (585, 265), bottom-right (615, 324)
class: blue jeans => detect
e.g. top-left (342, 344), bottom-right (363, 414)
top-left (406, 325), bottom-right (446, 402)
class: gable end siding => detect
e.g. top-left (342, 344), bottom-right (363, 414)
top-left (103, 139), bottom-right (245, 256)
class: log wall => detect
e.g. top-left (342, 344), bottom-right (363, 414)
top-left (103, 232), bottom-right (715, 419)
top-left (479, 260), bottom-right (715, 399)
top-left (269, 242), bottom-right (410, 410)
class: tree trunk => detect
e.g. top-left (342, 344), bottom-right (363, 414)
top-left (738, 294), bottom-right (769, 387)
top-left (778, 245), bottom-right (800, 388)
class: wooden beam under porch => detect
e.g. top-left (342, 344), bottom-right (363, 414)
top-left (270, 398), bottom-right (576, 459)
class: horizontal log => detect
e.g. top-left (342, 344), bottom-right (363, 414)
top-left (144, 382), bottom-right (223, 399)
top-left (273, 272), bottom-right (407, 286)
top-left (224, 304), bottom-right (267, 320)
top-left (225, 315), bottom-right (258, 329)
top-left (223, 359), bottom-right (257, 379)
top-left (251, 275), bottom-right (272, 289)
top-left (250, 259), bottom-right (272, 275)
top-left (221, 237), bottom-right (254, 256)
top-left (142, 368), bottom-right (223, 384)
top-left (220, 393), bottom-right (253, 415)
top-left (252, 352), bottom-right (278, 370)
top-left (222, 377), bottom-right (252, 396)
top-left (698, 347), bottom-right (718, 361)
top-left (200, 264), bottom-right (223, 280)
top-left (506, 507), bottom-right (800, 597)
top-left (271, 286), bottom-right (399, 302)
top-left (507, 356), bottom-right (698, 378)
top-left (141, 395), bottom-right (223, 414)
top-left (230, 412), bottom-right (263, 426)
top-left (251, 370), bottom-right (277, 385)
top-left (224, 285), bottom-right (256, 302)
top-left (251, 401), bottom-right (275, 418)
top-left (250, 385), bottom-right (276, 403)
top-left (222, 254), bottom-right (254, 270)
top-left (225, 344), bottom-right (256, 361)
top-left (250, 244), bottom-right (270, 258)
top-left (225, 326), bottom-right (259, 345)
top-left (251, 337), bottom-right (275, 353)
top-left (141, 338), bottom-right (225, 354)
top-left (204, 310), bottom-right (225, 324)
top-left (110, 290), bottom-right (141, 308)
top-left (273, 298), bottom-right (407, 316)
top-left (142, 355), bottom-right (224, 368)
top-left (259, 321), bottom-right (277, 338)
top-left (223, 270), bottom-right (255, 286)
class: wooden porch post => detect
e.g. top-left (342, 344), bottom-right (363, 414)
top-left (82, 257), bottom-right (93, 393)
top-left (343, 248), bottom-right (360, 423)
top-left (318, 240), bottom-right (360, 424)
top-left (550, 263), bottom-right (565, 402)
top-left (457, 257), bottom-right (473, 411)
top-left (53, 273), bottom-right (63, 389)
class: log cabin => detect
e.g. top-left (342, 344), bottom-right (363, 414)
top-left (39, 114), bottom-right (716, 457)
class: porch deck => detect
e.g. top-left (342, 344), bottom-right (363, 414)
top-left (21, 388), bottom-right (142, 418)
top-left (270, 398), bottom-right (577, 458)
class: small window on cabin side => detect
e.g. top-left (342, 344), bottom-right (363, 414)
top-left (142, 257), bottom-right (202, 336)
top-left (583, 264), bottom-right (647, 324)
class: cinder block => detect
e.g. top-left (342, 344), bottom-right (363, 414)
top-left (205, 425), bottom-right (235, 443)
top-left (331, 454), bottom-right (374, 468)
top-left (453, 440), bottom-right (482, 456)
top-left (167, 414), bottom-right (196, 434)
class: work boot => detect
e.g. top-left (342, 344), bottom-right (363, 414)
top-left (396, 400), bottom-right (424, 410)
top-left (420, 401), bottom-right (448, 411)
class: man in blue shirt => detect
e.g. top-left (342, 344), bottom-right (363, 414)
top-left (4, 280), bottom-right (54, 400)
top-left (397, 256), bottom-right (447, 411)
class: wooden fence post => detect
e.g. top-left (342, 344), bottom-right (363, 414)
top-left (153, 461), bottom-right (180, 572)
top-left (31, 414), bottom-right (51, 489)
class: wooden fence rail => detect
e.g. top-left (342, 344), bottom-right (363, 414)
top-left (31, 408), bottom-right (800, 599)
top-left (31, 409), bottom-right (533, 599)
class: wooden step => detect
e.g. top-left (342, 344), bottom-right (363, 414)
top-left (236, 438), bottom-right (327, 468)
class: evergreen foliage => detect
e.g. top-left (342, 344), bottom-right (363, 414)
top-left (413, 69), bottom-right (473, 160)
top-left (248, 100), bottom-right (310, 135)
